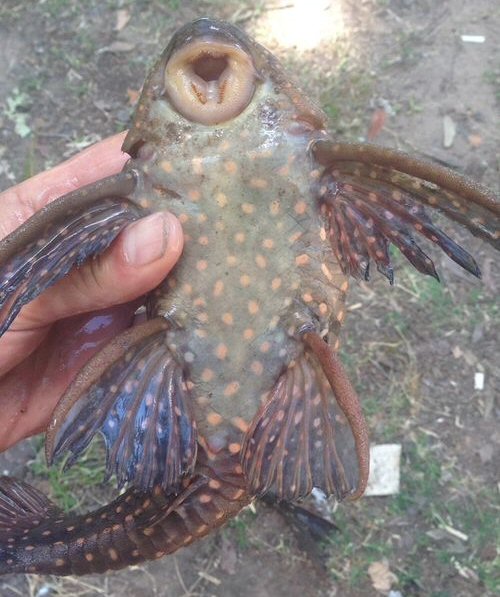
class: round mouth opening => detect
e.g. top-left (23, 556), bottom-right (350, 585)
top-left (164, 39), bottom-right (257, 125)
top-left (192, 53), bottom-right (229, 82)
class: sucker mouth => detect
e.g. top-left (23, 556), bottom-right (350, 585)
top-left (163, 39), bottom-right (257, 125)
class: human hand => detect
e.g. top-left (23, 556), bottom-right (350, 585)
top-left (0, 133), bottom-right (183, 450)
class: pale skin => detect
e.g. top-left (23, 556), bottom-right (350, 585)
top-left (0, 132), bottom-right (183, 451)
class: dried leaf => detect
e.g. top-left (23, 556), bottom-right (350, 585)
top-left (468, 133), bottom-right (483, 147)
top-left (115, 9), bottom-right (131, 32)
top-left (127, 88), bottom-right (141, 106)
top-left (367, 108), bottom-right (387, 141)
top-left (368, 559), bottom-right (398, 592)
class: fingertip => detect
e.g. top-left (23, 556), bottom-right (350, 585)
top-left (9, 211), bottom-right (184, 331)
top-left (121, 211), bottom-right (183, 268)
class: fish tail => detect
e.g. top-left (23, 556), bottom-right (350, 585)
top-left (0, 476), bottom-right (63, 574)
top-left (0, 453), bottom-right (250, 576)
top-left (128, 451), bottom-right (251, 561)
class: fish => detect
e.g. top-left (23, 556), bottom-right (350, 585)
top-left (0, 17), bottom-right (498, 576)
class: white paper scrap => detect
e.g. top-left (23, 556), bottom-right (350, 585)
top-left (474, 371), bottom-right (485, 390)
top-left (461, 35), bottom-right (485, 43)
top-left (365, 444), bottom-right (402, 496)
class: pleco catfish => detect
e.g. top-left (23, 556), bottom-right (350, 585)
top-left (0, 18), bottom-right (498, 575)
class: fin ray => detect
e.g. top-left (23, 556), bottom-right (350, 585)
top-left (46, 318), bottom-right (198, 492)
top-left (243, 349), bottom-right (362, 502)
top-left (0, 172), bottom-right (142, 336)
top-left (0, 476), bottom-right (61, 538)
top-left (312, 140), bottom-right (500, 283)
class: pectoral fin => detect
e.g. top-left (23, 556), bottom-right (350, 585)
top-left (46, 318), bottom-right (197, 493)
top-left (242, 333), bottom-right (368, 502)
top-left (312, 140), bottom-right (499, 283)
top-left (0, 171), bottom-right (143, 336)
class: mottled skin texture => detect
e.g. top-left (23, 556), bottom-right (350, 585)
top-left (132, 85), bottom-right (347, 448)
top-left (0, 19), bottom-right (498, 576)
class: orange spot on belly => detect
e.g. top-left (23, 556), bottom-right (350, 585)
top-left (160, 160), bottom-right (173, 173)
top-left (224, 382), bottom-right (240, 397)
top-left (216, 192), bottom-right (228, 207)
top-left (232, 417), bottom-right (250, 432)
top-left (207, 412), bottom-right (223, 426)
top-left (294, 200), bottom-right (307, 214)
top-left (229, 442), bottom-right (241, 454)
top-left (224, 160), bottom-right (238, 174)
top-left (222, 312), bottom-right (234, 325)
top-left (251, 360), bottom-right (264, 375)
top-left (271, 277), bottom-right (282, 291)
top-left (240, 274), bottom-right (251, 287)
top-left (255, 254), bottom-right (267, 268)
top-left (201, 368), bottom-right (214, 382)
top-left (248, 300), bottom-right (260, 315)
top-left (243, 328), bottom-right (255, 340)
top-left (250, 177), bottom-right (268, 189)
top-left (215, 344), bottom-right (228, 360)
top-left (295, 254), bottom-right (310, 266)
top-left (213, 280), bottom-right (224, 297)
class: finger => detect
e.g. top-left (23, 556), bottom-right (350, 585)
top-left (0, 211), bottom-right (183, 375)
top-left (0, 132), bottom-right (129, 238)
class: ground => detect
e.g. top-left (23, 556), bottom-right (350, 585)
top-left (0, 1), bottom-right (498, 596)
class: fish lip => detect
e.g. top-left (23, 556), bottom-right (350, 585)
top-left (164, 18), bottom-right (254, 61)
top-left (161, 19), bottom-right (259, 126)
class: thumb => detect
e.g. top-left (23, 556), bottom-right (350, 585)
top-left (18, 211), bottom-right (183, 328)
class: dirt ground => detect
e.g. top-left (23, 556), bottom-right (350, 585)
top-left (0, 1), bottom-right (498, 596)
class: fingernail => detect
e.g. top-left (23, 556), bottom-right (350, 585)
top-left (123, 212), bottom-right (173, 266)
